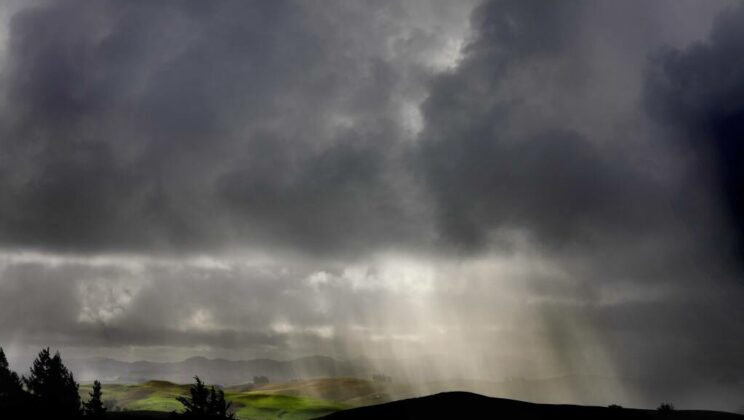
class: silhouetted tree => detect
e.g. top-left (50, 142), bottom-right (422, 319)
top-left (24, 348), bottom-right (81, 417)
top-left (207, 385), bottom-right (233, 419)
top-left (657, 402), bottom-right (675, 413)
top-left (0, 347), bottom-right (27, 414)
top-left (176, 376), bottom-right (234, 419)
top-left (252, 375), bottom-right (269, 386)
top-left (177, 376), bottom-right (209, 416)
top-left (83, 380), bottom-right (106, 418)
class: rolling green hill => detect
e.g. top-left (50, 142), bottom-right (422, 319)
top-left (79, 380), bottom-right (351, 420)
top-left (226, 377), bottom-right (399, 405)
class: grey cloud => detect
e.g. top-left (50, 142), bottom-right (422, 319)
top-left (644, 3), bottom-right (744, 263)
top-left (0, 0), bottom-right (736, 263)
top-left (417, 0), bottom-right (672, 254)
top-left (0, 259), bottom-right (320, 352)
top-left (0, 0), bottom-right (441, 255)
top-left (0, 254), bottom-right (463, 356)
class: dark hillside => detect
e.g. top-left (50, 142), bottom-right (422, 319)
top-left (320, 392), bottom-right (744, 420)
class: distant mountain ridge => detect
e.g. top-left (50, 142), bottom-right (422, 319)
top-left (67, 355), bottom-right (365, 385)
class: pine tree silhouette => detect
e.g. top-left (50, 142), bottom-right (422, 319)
top-left (0, 347), bottom-right (27, 414)
top-left (177, 376), bottom-right (234, 419)
top-left (177, 376), bottom-right (210, 416)
top-left (23, 348), bottom-right (81, 417)
top-left (83, 380), bottom-right (106, 418)
top-left (207, 385), bottom-right (234, 419)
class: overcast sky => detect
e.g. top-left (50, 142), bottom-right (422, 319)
top-left (1, 0), bottom-right (743, 408)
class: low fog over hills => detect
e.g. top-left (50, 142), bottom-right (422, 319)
top-left (67, 356), bottom-right (362, 385)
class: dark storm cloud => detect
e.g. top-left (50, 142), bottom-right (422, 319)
top-left (0, 0), bottom-right (731, 264)
top-left (0, 0), bottom-right (438, 255)
top-left (418, 0), bottom-right (672, 253)
top-left (645, 3), bottom-right (744, 260)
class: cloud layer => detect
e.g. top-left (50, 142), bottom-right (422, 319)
top-left (0, 0), bottom-right (472, 255)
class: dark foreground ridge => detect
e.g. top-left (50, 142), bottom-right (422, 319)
top-left (319, 392), bottom-right (744, 420)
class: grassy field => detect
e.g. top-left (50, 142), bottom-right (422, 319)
top-left (79, 379), bottom-right (363, 420)
top-left (228, 393), bottom-right (346, 420)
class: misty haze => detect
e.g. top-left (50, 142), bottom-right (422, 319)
top-left (0, 0), bottom-right (743, 419)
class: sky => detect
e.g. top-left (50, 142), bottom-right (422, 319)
top-left (1, 0), bottom-right (744, 409)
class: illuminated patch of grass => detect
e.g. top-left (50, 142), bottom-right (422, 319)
top-left (126, 394), bottom-right (184, 412)
top-left (228, 393), bottom-right (347, 420)
top-left (79, 382), bottom-right (347, 419)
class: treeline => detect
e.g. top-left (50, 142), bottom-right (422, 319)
top-left (0, 347), bottom-right (234, 419)
top-left (0, 347), bottom-right (102, 418)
